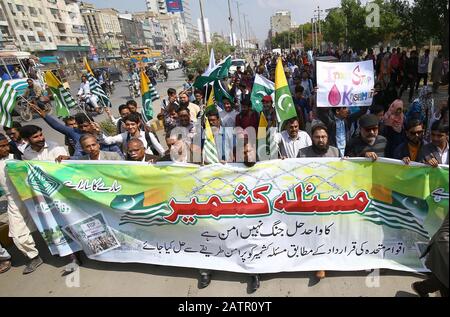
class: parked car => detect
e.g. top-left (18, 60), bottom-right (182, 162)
top-left (229, 59), bottom-right (248, 75)
top-left (164, 59), bottom-right (180, 70)
top-left (94, 67), bottom-right (123, 82)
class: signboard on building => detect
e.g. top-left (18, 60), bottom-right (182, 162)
top-left (166, 0), bottom-right (183, 13)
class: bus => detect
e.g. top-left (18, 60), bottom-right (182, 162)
top-left (130, 47), bottom-right (163, 65)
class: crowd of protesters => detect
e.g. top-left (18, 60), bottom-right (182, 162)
top-left (0, 46), bottom-right (448, 296)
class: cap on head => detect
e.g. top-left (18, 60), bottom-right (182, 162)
top-left (359, 114), bottom-right (379, 129)
top-left (262, 95), bottom-right (273, 103)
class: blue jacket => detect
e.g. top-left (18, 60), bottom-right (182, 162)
top-left (43, 115), bottom-right (124, 158)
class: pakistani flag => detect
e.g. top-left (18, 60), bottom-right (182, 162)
top-left (194, 55), bottom-right (233, 89)
top-left (203, 117), bottom-right (220, 164)
top-left (140, 71), bottom-right (160, 123)
top-left (275, 58), bottom-right (297, 123)
top-left (44, 71), bottom-right (76, 117)
top-left (213, 79), bottom-right (233, 105)
top-left (84, 58), bottom-right (111, 108)
top-left (251, 74), bottom-right (275, 113)
top-left (0, 79), bottom-right (18, 128)
top-left (208, 48), bottom-right (216, 70)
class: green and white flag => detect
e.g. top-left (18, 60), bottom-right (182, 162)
top-left (140, 71), bottom-right (160, 122)
top-left (44, 71), bottom-right (76, 117)
top-left (203, 117), bottom-right (220, 164)
top-left (250, 74), bottom-right (275, 113)
top-left (275, 58), bottom-right (297, 123)
top-left (194, 55), bottom-right (232, 89)
top-left (0, 79), bottom-right (18, 128)
top-left (84, 58), bottom-right (111, 107)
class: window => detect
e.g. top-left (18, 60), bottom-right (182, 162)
top-left (38, 9), bottom-right (43, 15)
top-left (38, 35), bottom-right (46, 42)
top-left (16, 5), bottom-right (25, 13)
top-left (0, 8), bottom-right (6, 20)
top-left (19, 35), bottom-right (26, 41)
top-left (34, 22), bottom-right (40, 27)
top-left (48, 37), bottom-right (53, 42)
top-left (27, 35), bottom-right (36, 42)
top-left (14, 19), bottom-right (19, 27)
top-left (29, 7), bottom-right (37, 17)
top-left (23, 21), bottom-right (30, 29)
top-left (47, 0), bottom-right (57, 3)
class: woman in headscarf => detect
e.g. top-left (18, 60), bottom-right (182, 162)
top-left (383, 99), bottom-right (406, 158)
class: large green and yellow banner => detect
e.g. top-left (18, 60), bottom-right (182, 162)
top-left (6, 158), bottom-right (449, 273)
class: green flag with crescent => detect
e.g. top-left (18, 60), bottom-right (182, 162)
top-left (274, 58), bottom-right (297, 123)
top-left (251, 74), bottom-right (275, 113)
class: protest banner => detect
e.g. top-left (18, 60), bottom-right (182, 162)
top-left (317, 60), bottom-right (375, 108)
top-left (6, 159), bottom-right (448, 274)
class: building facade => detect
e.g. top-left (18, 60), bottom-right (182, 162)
top-left (146, 0), bottom-right (167, 15)
top-left (118, 13), bottom-right (141, 48)
top-left (180, 0), bottom-right (197, 43)
top-left (133, 11), bottom-right (164, 51)
top-left (80, 2), bottom-right (121, 60)
top-left (270, 11), bottom-right (291, 37)
top-left (0, 0), bottom-right (90, 63)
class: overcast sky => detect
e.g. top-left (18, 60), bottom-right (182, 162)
top-left (88, 0), bottom-right (343, 42)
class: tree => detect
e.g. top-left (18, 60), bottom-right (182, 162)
top-left (415, 0), bottom-right (449, 57)
top-left (183, 38), bottom-right (236, 75)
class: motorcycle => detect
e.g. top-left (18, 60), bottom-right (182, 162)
top-left (78, 95), bottom-right (104, 116)
top-left (158, 67), bottom-right (168, 82)
top-left (101, 80), bottom-right (115, 98)
top-left (18, 96), bottom-right (52, 122)
top-left (128, 79), bottom-right (140, 98)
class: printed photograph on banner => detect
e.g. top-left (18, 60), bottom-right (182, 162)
top-left (316, 60), bottom-right (375, 108)
top-left (62, 212), bottom-right (120, 256)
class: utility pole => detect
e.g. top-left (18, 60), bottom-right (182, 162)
top-left (227, 0), bottom-right (234, 46)
top-left (311, 18), bottom-right (315, 50)
top-left (243, 14), bottom-right (249, 52)
top-left (198, 0), bottom-right (209, 54)
top-left (301, 24), bottom-right (304, 45)
top-left (247, 18), bottom-right (252, 51)
top-left (236, 1), bottom-right (244, 50)
top-left (314, 6), bottom-right (323, 52)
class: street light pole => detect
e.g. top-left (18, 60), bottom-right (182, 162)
top-left (243, 13), bottom-right (249, 52)
top-left (227, 0), bottom-right (234, 46)
top-left (236, 1), bottom-right (244, 50)
top-left (198, 0), bottom-right (209, 54)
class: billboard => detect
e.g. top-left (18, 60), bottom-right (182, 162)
top-left (166, 0), bottom-right (183, 13)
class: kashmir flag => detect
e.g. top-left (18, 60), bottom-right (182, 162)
top-left (83, 57), bottom-right (111, 108)
top-left (251, 74), bottom-right (275, 113)
top-left (140, 71), bottom-right (160, 122)
top-left (194, 55), bottom-right (232, 89)
top-left (257, 112), bottom-right (277, 160)
top-left (203, 84), bottom-right (216, 114)
top-left (203, 117), bottom-right (220, 164)
top-left (0, 79), bottom-right (18, 128)
top-left (275, 58), bottom-right (297, 123)
top-left (44, 71), bottom-right (76, 117)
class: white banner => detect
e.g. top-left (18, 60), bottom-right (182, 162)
top-left (317, 60), bottom-right (375, 108)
